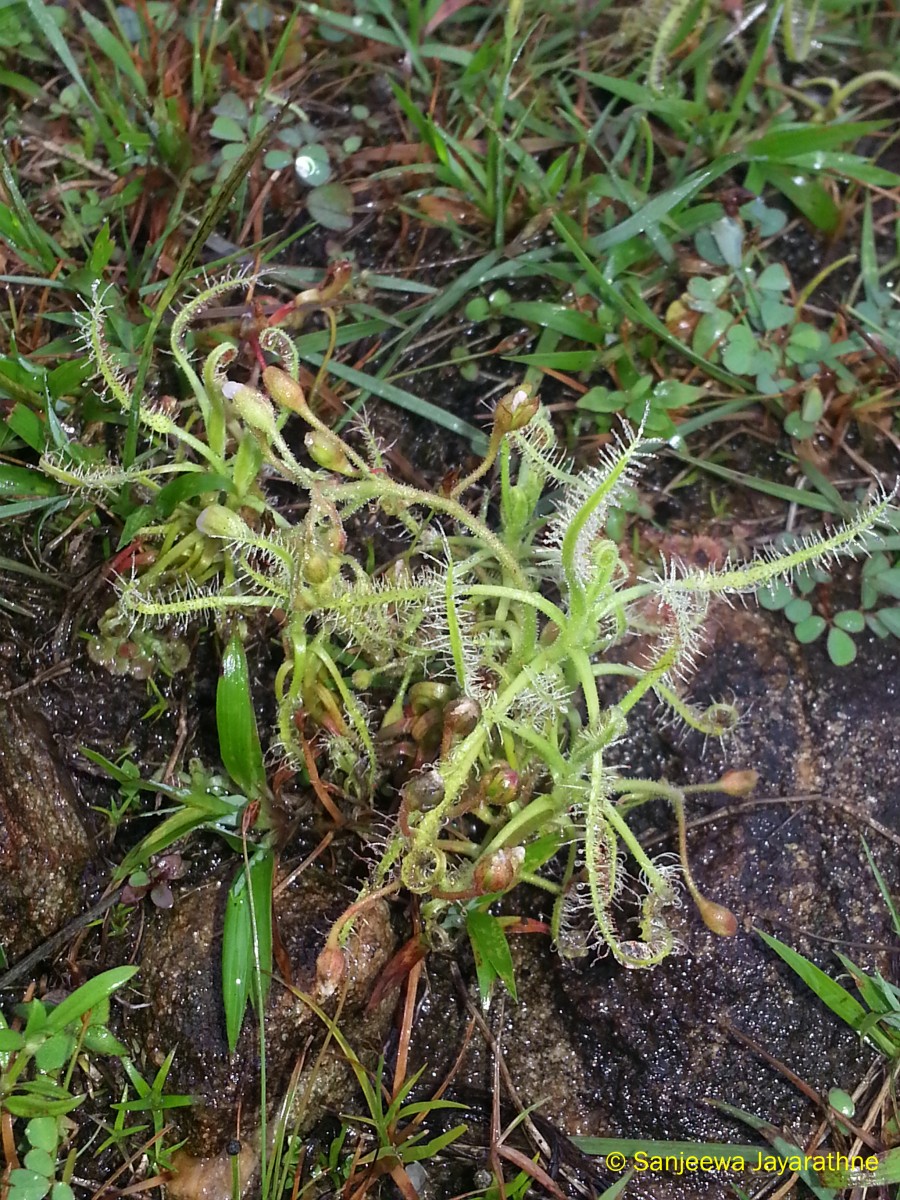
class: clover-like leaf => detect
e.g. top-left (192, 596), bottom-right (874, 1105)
top-left (827, 625), bottom-right (857, 666)
top-left (210, 115), bottom-right (246, 143)
top-left (794, 614), bottom-right (827, 643)
top-left (722, 324), bottom-right (757, 375)
top-left (758, 580), bottom-right (793, 610)
top-left (756, 263), bottom-right (791, 292)
top-left (833, 609), bottom-right (865, 634)
top-left (307, 182), bottom-right (354, 231)
top-left (759, 297), bottom-right (793, 331)
top-left (784, 597), bottom-right (812, 623)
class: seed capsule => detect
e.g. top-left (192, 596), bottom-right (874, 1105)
top-left (222, 380), bottom-right (278, 437)
top-left (263, 366), bottom-right (308, 415)
top-left (305, 429), bottom-right (356, 476)
top-left (402, 768), bottom-right (445, 812)
top-left (196, 504), bottom-right (252, 540)
top-left (473, 846), bottom-right (524, 893)
top-left (493, 385), bottom-right (539, 435)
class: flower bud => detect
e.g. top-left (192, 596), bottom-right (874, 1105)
top-left (473, 845), bottom-right (524, 893)
top-left (696, 896), bottom-right (738, 937)
top-left (717, 769), bottom-right (758, 796)
top-left (221, 380), bottom-right (277, 437)
top-left (493, 385), bottom-right (539, 436)
top-left (263, 366), bottom-right (308, 415)
top-left (196, 504), bottom-right (252, 540)
top-left (482, 764), bottom-right (519, 806)
top-left (302, 548), bottom-right (333, 585)
top-left (315, 945), bottom-right (346, 999)
top-left (304, 430), bottom-right (356, 476)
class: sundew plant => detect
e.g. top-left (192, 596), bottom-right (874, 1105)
top-left (44, 272), bottom-right (899, 975)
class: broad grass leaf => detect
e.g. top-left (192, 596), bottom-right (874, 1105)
top-left (216, 634), bottom-right (267, 800)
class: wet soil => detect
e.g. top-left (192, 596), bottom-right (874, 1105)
top-left (141, 865), bottom-right (396, 1194)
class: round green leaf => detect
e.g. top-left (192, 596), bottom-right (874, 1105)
top-left (783, 412), bottom-right (816, 439)
top-left (800, 386), bottom-right (824, 422)
top-left (874, 566), bottom-right (900, 600)
top-left (307, 182), bottom-right (354, 232)
top-left (7, 1169), bottom-right (50, 1200)
top-left (51, 1185), bottom-right (75, 1200)
top-left (263, 148), bottom-right (293, 171)
top-left (25, 1118), bottom-right (57, 1153)
top-left (794, 614), bottom-right (826, 643)
top-left (756, 263), bottom-right (791, 292)
top-left (0, 1027), bottom-right (25, 1051)
top-left (710, 216), bottom-right (744, 268)
top-left (464, 297), bottom-right (491, 322)
top-left (692, 309), bottom-right (730, 360)
top-left (212, 92), bottom-right (248, 122)
top-left (833, 609), bottom-right (865, 633)
top-left (828, 1087), bottom-right (855, 1118)
top-left (34, 1033), bottom-right (74, 1072)
top-left (210, 115), bottom-right (246, 143)
top-left (757, 581), bottom-right (792, 610)
top-left (294, 144), bottom-right (331, 186)
top-left (722, 327), bottom-right (756, 375)
top-left (577, 386), bottom-right (621, 414)
top-left (81, 1024), bottom-right (129, 1057)
top-left (827, 625), bottom-right (857, 666)
top-left (653, 380), bottom-right (705, 408)
top-left (23, 1149), bottom-right (55, 1177)
top-left (784, 597), bottom-right (812, 624)
top-left (759, 297), bottom-right (793, 331)
top-left (695, 227), bottom-right (726, 266)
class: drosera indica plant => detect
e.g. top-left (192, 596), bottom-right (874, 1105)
top-left (41, 270), bottom-right (899, 976)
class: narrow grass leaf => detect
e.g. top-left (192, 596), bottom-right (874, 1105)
top-left (674, 452), bottom-right (841, 512)
top-left (861, 837), bottom-right (900, 938)
top-left (23, 0), bottom-right (106, 119)
top-left (46, 967), bottom-right (138, 1033)
top-left (223, 871), bottom-right (253, 1056)
top-left (223, 847), bottom-right (274, 1054)
top-left (502, 301), bottom-right (609, 343)
top-left (747, 121), bottom-right (886, 160)
top-left (756, 929), bottom-right (894, 1054)
top-left (81, 9), bottom-right (148, 97)
top-left (306, 351), bottom-right (488, 450)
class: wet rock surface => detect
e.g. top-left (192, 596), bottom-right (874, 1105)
top-left (138, 863), bottom-right (396, 1161)
top-left (411, 606), bottom-right (899, 1198)
top-left (0, 685), bottom-right (91, 960)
